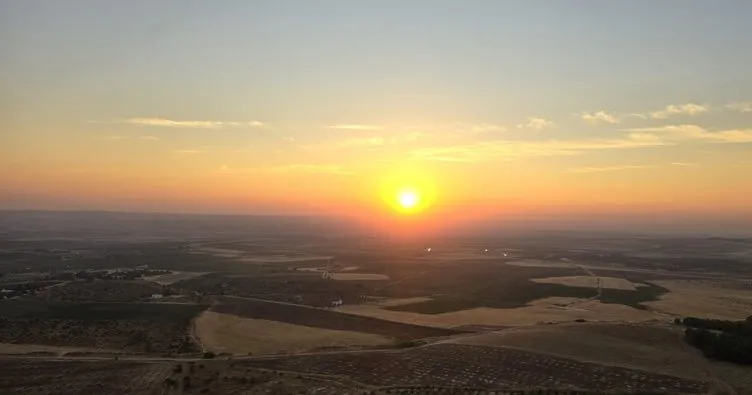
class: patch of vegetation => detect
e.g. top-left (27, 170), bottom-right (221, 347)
top-left (0, 300), bottom-right (208, 354)
top-left (0, 299), bottom-right (207, 321)
top-left (682, 316), bottom-right (752, 365)
top-left (598, 282), bottom-right (669, 310)
top-left (385, 278), bottom-right (669, 314)
top-left (385, 281), bottom-right (595, 314)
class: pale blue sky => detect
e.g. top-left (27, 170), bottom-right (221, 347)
top-left (2, 1), bottom-right (751, 223)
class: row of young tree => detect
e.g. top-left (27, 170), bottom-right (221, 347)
top-left (680, 316), bottom-right (752, 365)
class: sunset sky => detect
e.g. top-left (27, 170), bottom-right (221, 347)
top-left (2, 1), bottom-right (752, 232)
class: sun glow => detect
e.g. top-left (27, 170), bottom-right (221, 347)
top-left (377, 165), bottom-right (438, 216)
top-left (397, 189), bottom-right (420, 210)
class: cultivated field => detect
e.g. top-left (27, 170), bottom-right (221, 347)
top-left (443, 322), bottom-right (707, 379)
top-left (337, 297), bottom-right (657, 328)
top-left (531, 275), bottom-right (639, 290)
top-left (210, 296), bottom-right (464, 340)
top-left (0, 359), bottom-right (171, 395)
top-left (39, 280), bottom-right (165, 302)
top-left (645, 279), bottom-right (752, 320)
top-left (0, 300), bottom-right (207, 354)
top-left (194, 310), bottom-right (394, 355)
top-left (242, 343), bottom-right (710, 393)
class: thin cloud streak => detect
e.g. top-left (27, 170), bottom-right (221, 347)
top-left (220, 164), bottom-right (353, 175)
top-left (517, 117), bottom-right (554, 130)
top-left (174, 149), bottom-right (201, 154)
top-left (122, 118), bottom-right (265, 129)
top-left (569, 165), bottom-right (652, 173)
top-left (580, 111), bottom-right (620, 124)
top-left (327, 124), bottom-right (381, 131)
top-left (411, 135), bottom-right (669, 163)
top-left (648, 103), bottom-right (709, 119)
top-left (627, 124), bottom-right (752, 143)
top-left (726, 102), bottom-right (752, 113)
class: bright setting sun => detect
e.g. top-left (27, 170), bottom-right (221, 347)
top-left (397, 190), bottom-right (419, 210)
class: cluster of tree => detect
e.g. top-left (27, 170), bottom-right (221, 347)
top-left (681, 316), bottom-right (752, 365)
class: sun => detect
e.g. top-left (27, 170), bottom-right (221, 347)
top-left (397, 190), bottom-right (420, 210)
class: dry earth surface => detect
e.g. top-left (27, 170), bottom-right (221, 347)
top-left (194, 310), bottom-right (394, 355)
top-left (645, 280), bottom-right (752, 320)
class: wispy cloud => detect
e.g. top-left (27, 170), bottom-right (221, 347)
top-left (122, 118), bottom-right (265, 129)
top-left (580, 111), bottom-right (620, 124)
top-left (648, 103), bottom-right (709, 119)
top-left (411, 134), bottom-right (669, 163)
top-left (139, 136), bottom-right (159, 141)
top-left (671, 162), bottom-right (698, 166)
top-left (303, 132), bottom-right (422, 151)
top-left (517, 117), bottom-right (554, 130)
top-left (174, 149), bottom-right (201, 154)
top-left (726, 102), bottom-right (752, 113)
top-left (327, 124), bottom-right (381, 131)
top-left (569, 165), bottom-right (652, 173)
top-left (220, 164), bottom-right (352, 175)
top-left (271, 164), bottom-right (354, 175)
top-left (627, 124), bottom-right (752, 143)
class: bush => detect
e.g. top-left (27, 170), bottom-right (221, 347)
top-left (202, 351), bottom-right (216, 359)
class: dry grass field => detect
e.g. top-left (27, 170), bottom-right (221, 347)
top-left (194, 311), bottom-right (394, 355)
top-left (645, 280), bottom-right (752, 320)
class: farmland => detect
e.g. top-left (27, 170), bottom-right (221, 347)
top-left (39, 279), bottom-right (167, 302)
top-left (2, 211), bottom-right (752, 394)
top-left (194, 310), bottom-right (394, 355)
top-left (0, 359), bottom-right (171, 395)
top-left (210, 296), bottom-right (464, 340)
top-left (0, 299), bottom-right (207, 354)
top-left (241, 343), bottom-right (710, 393)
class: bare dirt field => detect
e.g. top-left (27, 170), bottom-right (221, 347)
top-left (645, 279), bottom-right (752, 320)
top-left (336, 297), bottom-right (657, 328)
top-left (330, 273), bottom-right (390, 281)
top-left (532, 276), bottom-right (638, 290)
top-left (143, 271), bottom-right (207, 285)
top-left (0, 359), bottom-right (171, 395)
top-left (242, 343), bottom-right (710, 393)
top-left (194, 311), bottom-right (394, 355)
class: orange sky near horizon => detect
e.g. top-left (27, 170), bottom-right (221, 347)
top-left (3, 2), bottom-right (752, 234)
